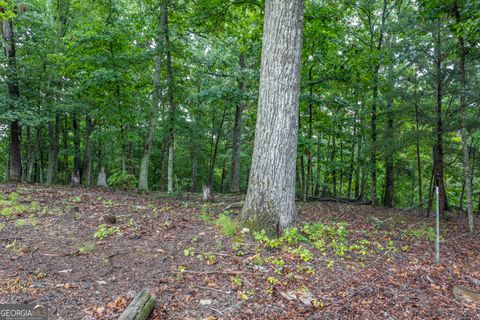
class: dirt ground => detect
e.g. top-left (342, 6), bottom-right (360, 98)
top-left (0, 184), bottom-right (479, 319)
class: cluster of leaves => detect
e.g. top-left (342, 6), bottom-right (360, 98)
top-left (93, 224), bottom-right (120, 240)
top-left (0, 192), bottom-right (42, 223)
top-left (253, 221), bottom-right (373, 261)
top-left (403, 224), bottom-right (436, 241)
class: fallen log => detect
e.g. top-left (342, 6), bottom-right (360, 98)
top-left (453, 286), bottom-right (480, 305)
top-left (119, 289), bottom-right (156, 320)
top-left (307, 196), bottom-right (372, 205)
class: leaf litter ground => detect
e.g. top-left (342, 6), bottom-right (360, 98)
top-left (0, 184), bottom-right (478, 319)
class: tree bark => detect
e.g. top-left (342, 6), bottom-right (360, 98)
top-left (454, 2), bottom-right (474, 232)
top-left (208, 105), bottom-right (228, 188)
top-left (230, 53), bottom-right (246, 193)
top-left (414, 72), bottom-right (423, 214)
top-left (383, 98), bottom-right (394, 208)
top-left (241, 0), bottom-right (304, 236)
top-left (85, 115), bottom-right (94, 186)
top-left (138, 11), bottom-right (166, 192)
top-left (433, 18), bottom-right (448, 218)
top-left (2, 12), bottom-right (22, 182)
top-left (47, 114), bottom-right (60, 184)
top-left (164, 0), bottom-right (175, 194)
top-left (71, 113), bottom-right (81, 185)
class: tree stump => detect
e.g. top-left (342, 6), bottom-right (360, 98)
top-left (97, 166), bottom-right (108, 187)
top-left (119, 289), bottom-right (156, 320)
top-left (453, 286), bottom-right (480, 305)
top-left (203, 185), bottom-right (213, 202)
top-left (70, 171), bottom-right (80, 187)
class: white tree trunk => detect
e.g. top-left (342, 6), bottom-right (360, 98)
top-left (167, 144), bottom-right (174, 194)
top-left (241, 0), bottom-right (304, 236)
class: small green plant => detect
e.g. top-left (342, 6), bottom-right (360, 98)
top-left (267, 276), bottom-right (279, 285)
top-left (77, 243), bottom-right (96, 254)
top-left (15, 219), bottom-right (28, 227)
top-left (232, 276), bottom-right (243, 287)
top-left (94, 224), bottom-right (120, 240)
top-left (404, 224), bottom-right (436, 241)
top-left (183, 247), bottom-right (195, 256)
top-left (8, 192), bottom-right (19, 202)
top-left (1, 207), bottom-right (13, 218)
top-left (292, 246), bottom-right (314, 262)
top-left (214, 214), bottom-right (240, 237)
top-left (0, 222), bottom-right (5, 231)
top-left (201, 252), bottom-right (216, 265)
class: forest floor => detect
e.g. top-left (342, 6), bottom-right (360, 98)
top-left (0, 184), bottom-right (479, 320)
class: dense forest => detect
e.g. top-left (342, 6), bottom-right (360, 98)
top-left (1, 0), bottom-right (479, 229)
top-left (1, 0), bottom-right (480, 318)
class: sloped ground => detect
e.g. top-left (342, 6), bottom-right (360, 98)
top-left (0, 184), bottom-right (478, 319)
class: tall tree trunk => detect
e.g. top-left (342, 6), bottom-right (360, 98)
top-left (230, 53), bottom-right (246, 193)
top-left (63, 116), bottom-right (68, 182)
top-left (306, 65), bottom-right (314, 199)
top-left (208, 105), bottom-right (228, 188)
top-left (383, 98), bottom-right (394, 208)
top-left (314, 133), bottom-right (322, 197)
top-left (241, 0), bottom-right (304, 236)
top-left (71, 113), bottom-right (81, 185)
top-left (454, 2), bottom-right (474, 232)
top-left (85, 115), bottom-right (94, 186)
top-left (347, 109), bottom-right (357, 198)
top-left (414, 73), bottom-right (423, 214)
top-left (191, 146), bottom-right (197, 192)
top-left (47, 115), bottom-right (60, 184)
top-left (2, 12), bottom-right (22, 181)
top-left (36, 127), bottom-right (44, 183)
top-left (26, 126), bottom-right (35, 182)
top-left (370, 64), bottom-right (379, 205)
top-left (331, 135), bottom-right (337, 197)
top-left (138, 12), bottom-right (166, 192)
top-left (369, 0), bottom-right (388, 206)
top-left (164, 0), bottom-right (175, 194)
top-left (433, 19), bottom-right (448, 219)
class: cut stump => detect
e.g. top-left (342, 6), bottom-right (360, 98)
top-left (453, 286), bottom-right (480, 305)
top-left (119, 289), bottom-right (156, 320)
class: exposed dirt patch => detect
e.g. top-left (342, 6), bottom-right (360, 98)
top-left (0, 184), bottom-right (478, 319)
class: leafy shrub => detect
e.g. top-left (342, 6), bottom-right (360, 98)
top-left (107, 171), bottom-right (138, 190)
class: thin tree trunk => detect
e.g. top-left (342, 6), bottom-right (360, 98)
top-left (230, 53), bottom-right (246, 193)
top-left (71, 113), bottom-right (81, 185)
top-left (414, 73), bottom-right (423, 214)
top-left (85, 115), bottom-right (94, 186)
top-left (164, 0), bottom-right (174, 194)
top-left (314, 133), bottom-right (322, 197)
top-left (454, 2), bottom-right (474, 231)
top-left (383, 98), bottom-right (394, 208)
top-left (36, 127), bottom-right (44, 183)
top-left (26, 127), bottom-right (35, 182)
top-left (331, 135), bottom-right (337, 197)
top-left (241, 0), bottom-right (304, 235)
top-left (47, 115), bottom-right (60, 184)
top-left (2, 12), bottom-right (22, 181)
top-left (208, 105), bottom-right (228, 188)
top-left (138, 13), bottom-right (165, 192)
top-left (433, 19), bottom-right (447, 218)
